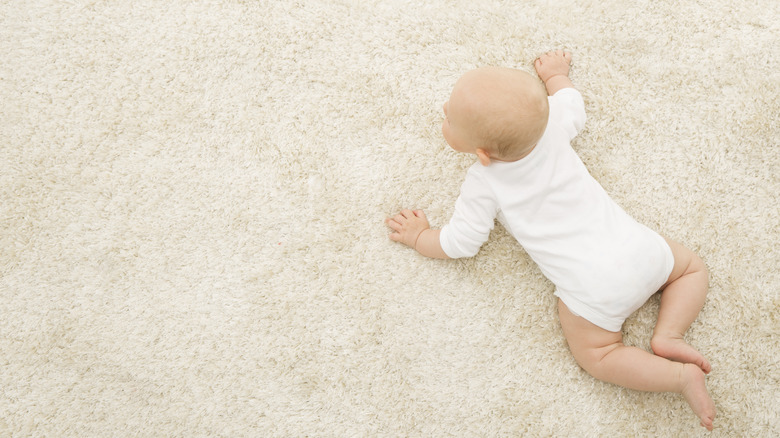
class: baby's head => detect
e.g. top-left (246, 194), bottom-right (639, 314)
top-left (442, 67), bottom-right (549, 164)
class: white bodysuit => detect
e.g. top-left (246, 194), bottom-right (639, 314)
top-left (439, 88), bottom-right (674, 332)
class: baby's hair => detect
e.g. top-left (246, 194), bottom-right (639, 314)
top-left (460, 67), bottom-right (549, 160)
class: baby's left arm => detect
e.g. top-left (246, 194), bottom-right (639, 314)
top-left (386, 209), bottom-right (450, 259)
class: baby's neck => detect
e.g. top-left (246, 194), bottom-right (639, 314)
top-left (492, 144), bottom-right (537, 164)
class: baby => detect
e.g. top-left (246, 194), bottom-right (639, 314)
top-left (386, 50), bottom-right (715, 430)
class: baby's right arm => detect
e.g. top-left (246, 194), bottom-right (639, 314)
top-left (534, 50), bottom-right (575, 96)
top-left (386, 209), bottom-right (450, 259)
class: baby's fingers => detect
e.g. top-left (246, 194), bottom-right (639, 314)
top-left (399, 209), bottom-right (416, 219)
top-left (385, 218), bottom-right (401, 232)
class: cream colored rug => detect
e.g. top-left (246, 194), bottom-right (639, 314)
top-left (2, 0), bottom-right (778, 436)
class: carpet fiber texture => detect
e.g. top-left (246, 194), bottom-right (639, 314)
top-left (2, 0), bottom-right (778, 436)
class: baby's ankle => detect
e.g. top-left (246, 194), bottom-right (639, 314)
top-left (679, 363), bottom-right (701, 393)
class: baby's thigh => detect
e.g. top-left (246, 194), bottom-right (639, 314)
top-left (557, 299), bottom-right (623, 372)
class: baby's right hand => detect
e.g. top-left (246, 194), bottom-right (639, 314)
top-left (386, 209), bottom-right (430, 250)
top-left (534, 50), bottom-right (572, 83)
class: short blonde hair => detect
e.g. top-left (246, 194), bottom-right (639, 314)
top-left (455, 67), bottom-right (549, 160)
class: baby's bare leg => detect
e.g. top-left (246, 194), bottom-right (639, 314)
top-left (651, 238), bottom-right (711, 374)
top-left (558, 300), bottom-right (715, 430)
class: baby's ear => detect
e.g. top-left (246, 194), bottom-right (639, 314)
top-left (476, 148), bottom-right (491, 166)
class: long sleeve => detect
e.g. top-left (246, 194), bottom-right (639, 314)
top-left (439, 167), bottom-right (499, 258)
top-left (549, 88), bottom-right (586, 140)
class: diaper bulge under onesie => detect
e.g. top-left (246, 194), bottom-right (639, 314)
top-left (551, 219), bottom-right (675, 333)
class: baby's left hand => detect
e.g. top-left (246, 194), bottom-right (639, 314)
top-left (386, 209), bottom-right (430, 249)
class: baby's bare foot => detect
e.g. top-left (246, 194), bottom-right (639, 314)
top-left (680, 363), bottom-right (715, 430)
top-left (651, 335), bottom-right (712, 374)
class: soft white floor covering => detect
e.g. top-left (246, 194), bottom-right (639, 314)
top-left (2, 0), bottom-right (778, 436)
